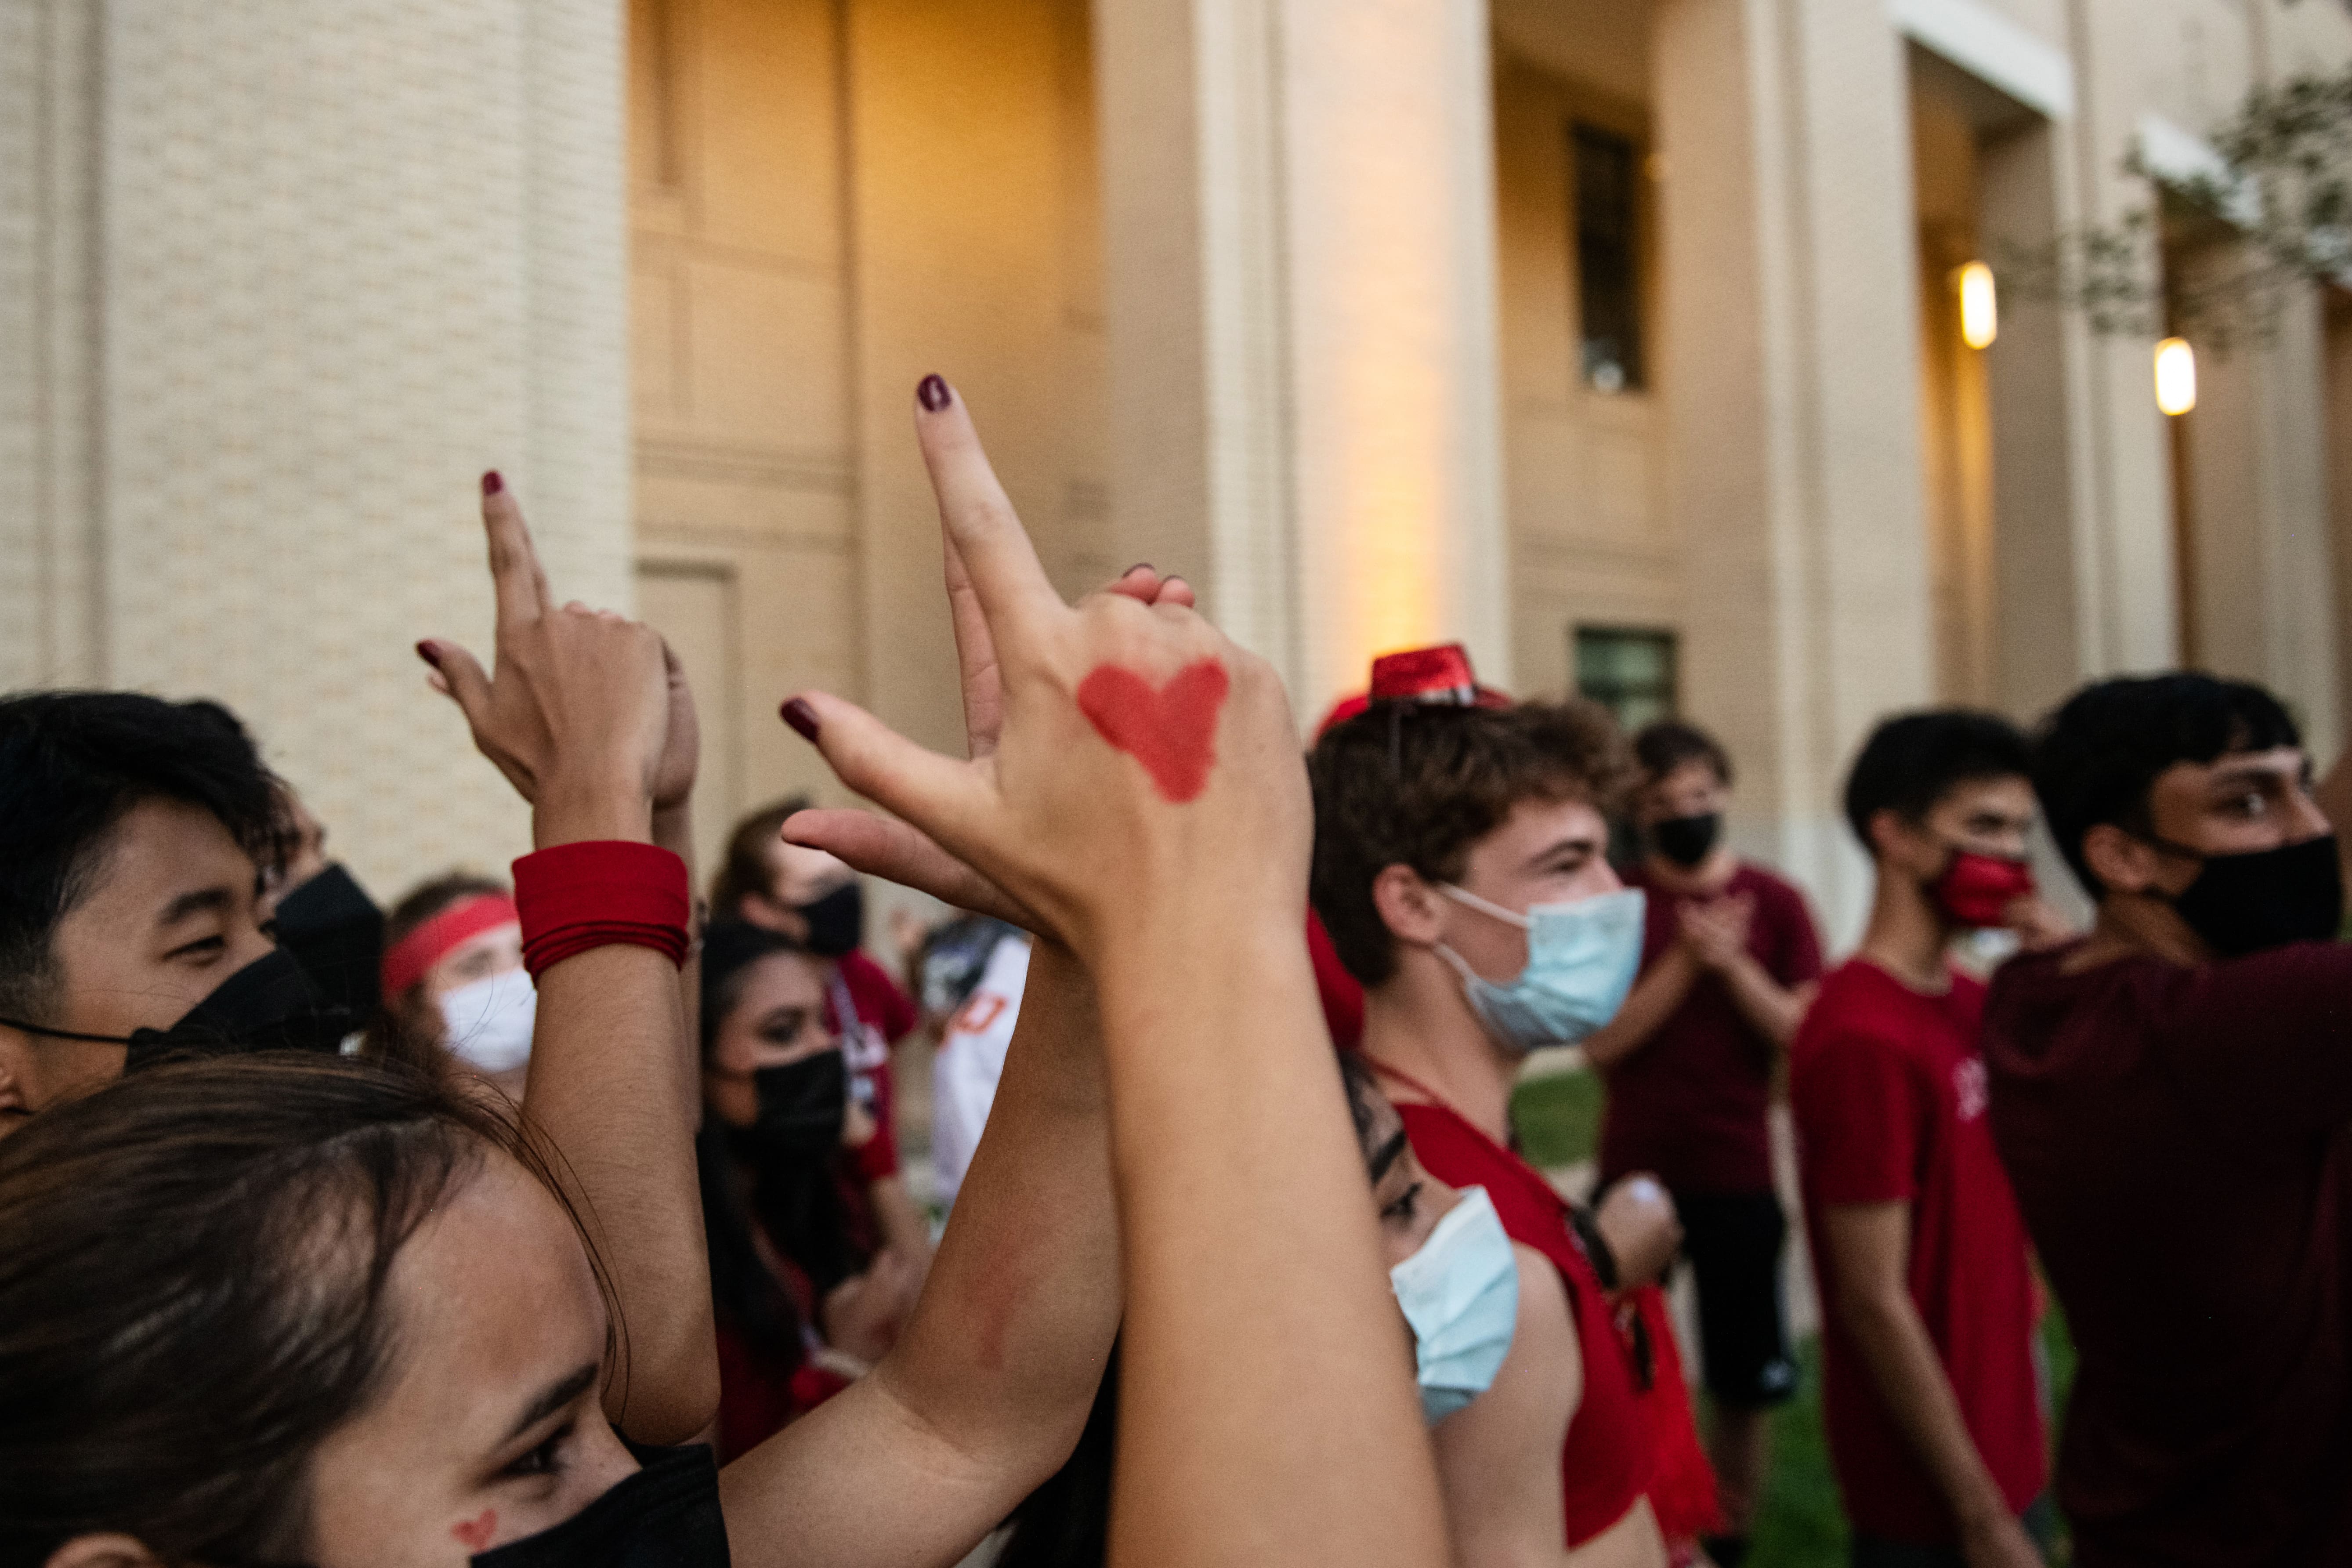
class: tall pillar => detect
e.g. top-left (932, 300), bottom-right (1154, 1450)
top-left (1653, 0), bottom-right (1937, 942)
top-left (1094, 0), bottom-right (1511, 716)
top-left (2175, 273), bottom-right (2343, 763)
top-left (0, 0), bottom-right (633, 894)
top-left (1981, 118), bottom-right (2106, 721)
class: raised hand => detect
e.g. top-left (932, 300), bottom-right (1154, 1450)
top-left (778, 383), bottom-right (1280, 962)
top-left (785, 562), bottom-right (1194, 931)
top-left (417, 474), bottom-right (673, 846)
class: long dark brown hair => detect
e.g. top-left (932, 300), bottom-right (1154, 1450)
top-left (0, 1054), bottom-right (613, 1567)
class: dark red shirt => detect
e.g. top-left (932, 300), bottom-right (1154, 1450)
top-left (1600, 863), bottom-right (1823, 1194)
top-left (1984, 942), bottom-right (2352, 1566)
top-left (1792, 960), bottom-right (2044, 1544)
top-left (1394, 1098), bottom-right (1655, 1546)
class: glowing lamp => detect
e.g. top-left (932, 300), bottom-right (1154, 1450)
top-left (1957, 261), bottom-right (1998, 350)
top-left (2155, 337), bottom-right (2197, 416)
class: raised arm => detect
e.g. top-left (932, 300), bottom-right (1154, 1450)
top-left (743, 379), bottom-right (1449, 1568)
top-left (419, 475), bottom-right (716, 1445)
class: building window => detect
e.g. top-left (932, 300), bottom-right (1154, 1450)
top-left (1572, 125), bottom-right (1644, 395)
top-left (1575, 626), bottom-right (1677, 731)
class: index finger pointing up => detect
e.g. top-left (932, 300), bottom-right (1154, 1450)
top-left (912, 377), bottom-right (1061, 638)
top-left (480, 471), bottom-right (553, 628)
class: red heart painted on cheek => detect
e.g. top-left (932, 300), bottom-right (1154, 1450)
top-left (1076, 659), bottom-right (1231, 804)
top-left (452, 1509), bottom-right (499, 1551)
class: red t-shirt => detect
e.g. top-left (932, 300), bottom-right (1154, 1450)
top-left (1393, 1097), bottom-right (1656, 1546)
top-left (1983, 942), bottom-right (2352, 1566)
top-left (1791, 960), bottom-right (2044, 1544)
top-left (1600, 863), bottom-right (1824, 1194)
top-left (829, 950), bottom-right (919, 1184)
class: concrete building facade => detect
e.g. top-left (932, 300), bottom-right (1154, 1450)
top-left (7, 0), bottom-right (2352, 940)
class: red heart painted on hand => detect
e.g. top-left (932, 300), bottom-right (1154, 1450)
top-left (452, 1509), bottom-right (499, 1551)
top-left (1076, 659), bottom-right (1230, 804)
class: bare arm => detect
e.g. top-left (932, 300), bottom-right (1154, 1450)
top-left (1580, 946), bottom-right (1701, 1071)
top-left (1432, 1244), bottom-right (1579, 1568)
top-left (1716, 960), bottom-right (1813, 1050)
top-left (1820, 1204), bottom-right (2040, 1568)
top-left (423, 481), bottom-right (717, 1446)
top-left (720, 938), bottom-right (1117, 1568)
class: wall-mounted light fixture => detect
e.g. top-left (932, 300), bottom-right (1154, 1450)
top-left (2155, 336), bottom-right (2197, 416)
top-left (1957, 261), bottom-right (1998, 350)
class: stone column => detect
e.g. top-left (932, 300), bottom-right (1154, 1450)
top-left (2174, 275), bottom-right (2343, 762)
top-left (0, 0), bottom-right (633, 895)
top-left (1652, 0), bottom-right (1937, 942)
top-left (1094, 0), bottom-right (1511, 716)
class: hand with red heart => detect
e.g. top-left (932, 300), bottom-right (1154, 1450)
top-left (778, 380), bottom-right (1309, 969)
top-left (783, 561), bottom-right (1194, 935)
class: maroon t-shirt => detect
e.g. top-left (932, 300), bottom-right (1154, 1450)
top-left (1792, 960), bottom-right (2044, 1544)
top-left (1599, 862), bottom-right (1824, 1194)
top-left (1984, 941), bottom-right (2352, 1566)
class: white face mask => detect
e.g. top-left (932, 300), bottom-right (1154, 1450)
top-left (437, 969), bottom-right (537, 1076)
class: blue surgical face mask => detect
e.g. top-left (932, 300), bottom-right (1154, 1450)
top-left (1389, 1185), bottom-right (1519, 1423)
top-left (1435, 885), bottom-right (1646, 1055)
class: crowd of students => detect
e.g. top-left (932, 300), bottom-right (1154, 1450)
top-left (0, 375), bottom-right (2346, 1568)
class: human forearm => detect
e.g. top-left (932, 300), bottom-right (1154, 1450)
top-left (1096, 912), bottom-right (1448, 1568)
top-left (529, 940), bottom-right (715, 1442)
top-left (526, 784), bottom-right (713, 1441)
top-left (1839, 1283), bottom-right (2012, 1528)
top-left (1581, 949), bottom-right (1700, 1070)
top-left (1719, 958), bottom-right (1808, 1048)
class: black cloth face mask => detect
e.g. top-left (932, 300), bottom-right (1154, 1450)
top-left (470, 1442), bottom-right (730, 1568)
top-left (794, 881), bottom-right (865, 958)
top-left (725, 1048), bottom-right (849, 1166)
top-left (0, 948), bottom-right (355, 1069)
top-left (271, 863), bottom-right (386, 1018)
top-left (1648, 813), bottom-right (1722, 870)
top-left (2150, 832), bottom-right (2344, 958)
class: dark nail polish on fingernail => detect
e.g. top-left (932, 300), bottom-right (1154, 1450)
top-left (916, 374), bottom-right (951, 412)
top-left (415, 641), bottom-right (440, 668)
top-left (1125, 562), bottom-right (1154, 576)
top-left (781, 699), bottom-right (821, 743)
top-left (481, 470), bottom-right (503, 496)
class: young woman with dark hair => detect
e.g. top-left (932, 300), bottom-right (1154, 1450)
top-left (695, 920), bottom-right (924, 1456)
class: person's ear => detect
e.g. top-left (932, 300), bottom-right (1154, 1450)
top-left (2081, 823), bottom-right (2164, 898)
top-left (44, 1535), bottom-right (165, 1568)
top-left (1370, 864), bottom-right (1449, 950)
top-left (1866, 808), bottom-right (1928, 874)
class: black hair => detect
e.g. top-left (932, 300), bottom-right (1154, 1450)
top-left (1842, 709), bottom-right (2032, 853)
top-left (0, 692), bottom-right (289, 1021)
top-left (0, 1054), bottom-right (614, 1567)
top-left (2032, 673), bottom-right (2301, 896)
top-left (1632, 720), bottom-right (1733, 789)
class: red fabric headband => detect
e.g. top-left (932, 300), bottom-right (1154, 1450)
top-left (380, 893), bottom-right (520, 999)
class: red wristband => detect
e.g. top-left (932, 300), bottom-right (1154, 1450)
top-left (512, 841), bottom-right (692, 980)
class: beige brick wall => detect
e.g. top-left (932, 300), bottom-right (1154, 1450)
top-left (0, 0), bottom-right (632, 903)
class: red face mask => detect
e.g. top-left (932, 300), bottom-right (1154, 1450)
top-left (1932, 850), bottom-right (2036, 929)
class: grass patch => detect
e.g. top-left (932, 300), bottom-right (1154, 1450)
top-left (1510, 1068), bottom-right (1605, 1170)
